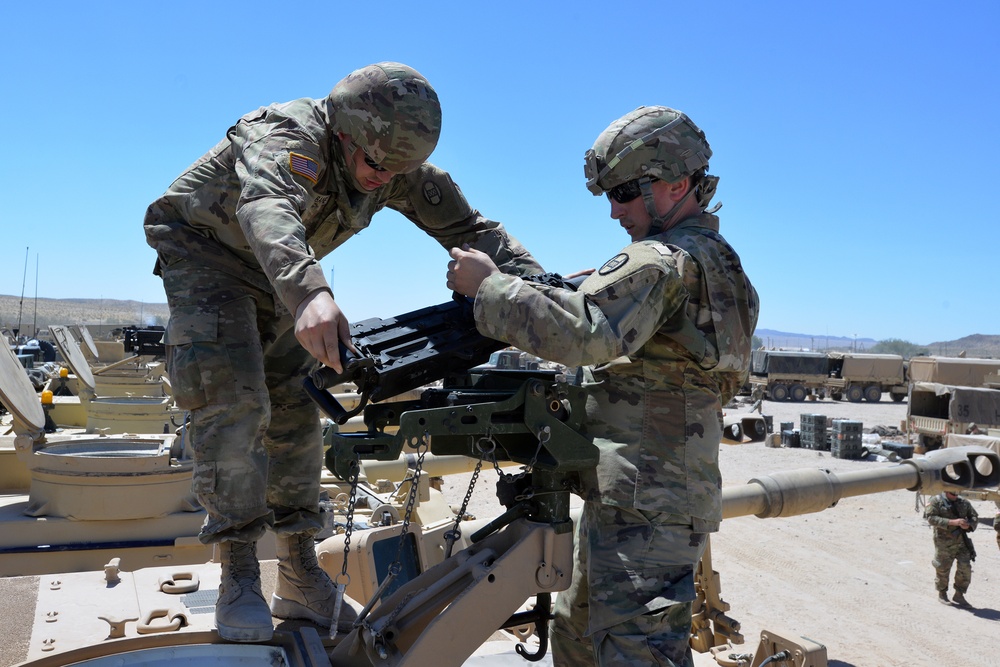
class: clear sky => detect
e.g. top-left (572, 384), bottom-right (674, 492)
top-left (1, 1), bottom-right (997, 345)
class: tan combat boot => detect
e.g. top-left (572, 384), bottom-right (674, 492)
top-left (270, 532), bottom-right (363, 633)
top-left (216, 540), bottom-right (274, 642)
top-left (952, 590), bottom-right (970, 607)
top-left (937, 589), bottom-right (949, 604)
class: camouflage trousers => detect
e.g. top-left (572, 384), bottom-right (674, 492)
top-left (161, 259), bottom-right (325, 544)
top-left (550, 502), bottom-right (708, 667)
top-left (932, 538), bottom-right (973, 594)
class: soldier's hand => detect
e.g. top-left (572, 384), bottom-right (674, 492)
top-left (447, 245), bottom-right (499, 298)
top-left (564, 268), bottom-right (596, 280)
top-left (950, 517), bottom-right (971, 530)
top-left (294, 290), bottom-right (355, 373)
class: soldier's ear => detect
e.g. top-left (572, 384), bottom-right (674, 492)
top-left (664, 178), bottom-right (691, 203)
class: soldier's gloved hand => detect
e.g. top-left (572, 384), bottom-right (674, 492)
top-left (294, 290), bottom-right (356, 373)
top-left (447, 244), bottom-right (499, 298)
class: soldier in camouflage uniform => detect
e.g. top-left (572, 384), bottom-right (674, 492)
top-left (144, 62), bottom-right (541, 643)
top-left (924, 491), bottom-right (978, 606)
top-left (448, 106), bottom-right (759, 666)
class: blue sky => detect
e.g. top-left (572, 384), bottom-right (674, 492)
top-left (1, 1), bottom-right (997, 345)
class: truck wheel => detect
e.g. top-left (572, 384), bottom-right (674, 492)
top-left (790, 384), bottom-right (807, 402)
top-left (890, 393), bottom-right (905, 403)
top-left (864, 385), bottom-right (882, 402)
top-left (830, 391), bottom-right (843, 402)
top-left (846, 385), bottom-right (864, 403)
top-left (770, 384), bottom-right (789, 401)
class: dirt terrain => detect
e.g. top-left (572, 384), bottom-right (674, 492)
top-left (440, 396), bottom-right (1000, 667)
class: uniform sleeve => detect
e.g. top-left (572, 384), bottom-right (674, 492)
top-left (385, 163), bottom-right (543, 276)
top-left (230, 121), bottom-right (330, 314)
top-left (966, 502), bottom-right (979, 531)
top-left (473, 244), bottom-right (687, 367)
top-left (923, 499), bottom-right (949, 527)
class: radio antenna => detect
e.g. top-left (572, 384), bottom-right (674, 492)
top-left (15, 246), bottom-right (28, 339)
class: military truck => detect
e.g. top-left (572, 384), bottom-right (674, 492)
top-left (825, 352), bottom-right (908, 403)
top-left (908, 355), bottom-right (1000, 388)
top-left (906, 356), bottom-right (1000, 452)
top-left (748, 349), bottom-right (830, 402)
top-left (750, 350), bottom-right (909, 403)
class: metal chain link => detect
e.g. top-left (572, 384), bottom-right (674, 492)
top-left (443, 436), bottom-right (493, 558)
top-left (338, 459), bottom-right (361, 581)
top-left (490, 426), bottom-right (550, 483)
top-left (391, 430), bottom-right (430, 569)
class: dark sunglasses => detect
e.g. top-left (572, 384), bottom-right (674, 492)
top-left (362, 152), bottom-right (387, 172)
top-left (606, 178), bottom-right (655, 204)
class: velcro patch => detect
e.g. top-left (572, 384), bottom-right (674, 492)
top-left (598, 253), bottom-right (629, 275)
top-left (289, 152), bottom-right (319, 184)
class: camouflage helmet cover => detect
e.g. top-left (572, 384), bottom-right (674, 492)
top-left (584, 106), bottom-right (713, 195)
top-left (329, 62), bottom-right (442, 173)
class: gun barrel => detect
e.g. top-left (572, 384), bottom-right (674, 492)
top-left (722, 446), bottom-right (1000, 520)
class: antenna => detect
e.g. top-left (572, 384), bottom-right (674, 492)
top-left (32, 253), bottom-right (39, 338)
top-left (15, 246), bottom-right (28, 339)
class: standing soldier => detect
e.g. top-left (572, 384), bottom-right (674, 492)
top-left (144, 62), bottom-right (541, 642)
top-left (448, 106), bottom-right (759, 667)
top-left (924, 491), bottom-right (978, 606)
top-left (995, 508), bottom-right (1000, 553)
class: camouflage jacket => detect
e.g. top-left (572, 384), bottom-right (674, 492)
top-left (144, 97), bottom-right (541, 315)
top-left (473, 213), bottom-right (759, 530)
top-left (924, 493), bottom-right (978, 543)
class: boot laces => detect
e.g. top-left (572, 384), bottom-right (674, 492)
top-left (228, 541), bottom-right (262, 591)
top-left (295, 534), bottom-right (320, 572)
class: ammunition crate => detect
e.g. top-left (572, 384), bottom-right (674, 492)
top-left (831, 420), bottom-right (863, 434)
top-left (781, 430), bottom-right (801, 448)
top-left (799, 414), bottom-right (828, 450)
top-left (830, 420), bottom-right (864, 459)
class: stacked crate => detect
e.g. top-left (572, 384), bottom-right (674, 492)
top-left (799, 414), bottom-right (828, 450)
top-left (831, 420), bottom-right (864, 459)
top-left (779, 421), bottom-right (799, 447)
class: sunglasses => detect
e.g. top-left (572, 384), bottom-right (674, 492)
top-left (362, 152), bottom-right (387, 172)
top-left (606, 178), bottom-right (657, 204)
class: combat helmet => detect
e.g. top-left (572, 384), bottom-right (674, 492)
top-left (584, 106), bottom-right (719, 235)
top-left (329, 62), bottom-right (442, 173)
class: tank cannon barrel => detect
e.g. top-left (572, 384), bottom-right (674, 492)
top-left (722, 446), bottom-right (1000, 519)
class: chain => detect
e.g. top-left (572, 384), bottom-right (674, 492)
top-left (443, 436), bottom-right (493, 558)
top-left (491, 426), bottom-right (549, 483)
top-left (391, 430), bottom-right (430, 569)
top-left (361, 432), bottom-right (430, 649)
top-left (338, 458), bottom-right (361, 580)
top-left (330, 458), bottom-right (360, 638)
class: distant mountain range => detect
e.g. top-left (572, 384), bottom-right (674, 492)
top-left (2, 296), bottom-right (998, 358)
top-left (0, 295), bottom-right (169, 336)
top-left (756, 328), bottom-right (1000, 358)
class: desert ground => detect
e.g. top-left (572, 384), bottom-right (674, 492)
top-left (438, 395), bottom-right (1000, 667)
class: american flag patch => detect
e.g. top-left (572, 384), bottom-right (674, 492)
top-left (289, 152), bottom-right (319, 183)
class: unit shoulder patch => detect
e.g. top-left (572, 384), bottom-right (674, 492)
top-left (598, 253), bottom-right (630, 275)
top-left (422, 179), bottom-right (442, 205)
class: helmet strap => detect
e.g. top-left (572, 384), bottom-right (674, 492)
top-left (641, 177), bottom-right (699, 238)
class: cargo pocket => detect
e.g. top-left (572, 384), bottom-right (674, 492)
top-left (191, 460), bottom-right (218, 496)
top-left (164, 305), bottom-right (219, 411)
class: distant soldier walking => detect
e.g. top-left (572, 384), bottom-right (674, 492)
top-left (924, 491), bottom-right (978, 606)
